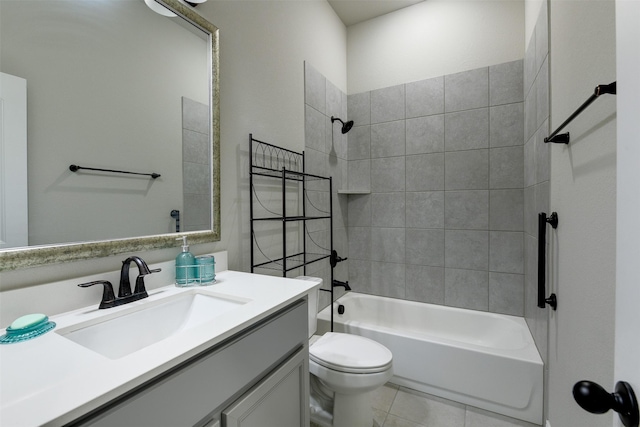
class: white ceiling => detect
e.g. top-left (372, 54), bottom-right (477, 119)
top-left (328, 0), bottom-right (425, 26)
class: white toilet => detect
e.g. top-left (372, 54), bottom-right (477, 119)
top-left (300, 277), bottom-right (393, 427)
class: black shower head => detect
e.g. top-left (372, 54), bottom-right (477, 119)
top-left (331, 116), bottom-right (354, 134)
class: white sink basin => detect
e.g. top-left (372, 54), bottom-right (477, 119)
top-left (57, 290), bottom-right (250, 359)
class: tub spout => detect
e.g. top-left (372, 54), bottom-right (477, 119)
top-left (332, 279), bottom-right (351, 291)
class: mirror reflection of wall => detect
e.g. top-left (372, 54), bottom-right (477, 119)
top-left (0, 0), bottom-right (210, 248)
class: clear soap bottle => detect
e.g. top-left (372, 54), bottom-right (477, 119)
top-left (175, 236), bottom-right (196, 286)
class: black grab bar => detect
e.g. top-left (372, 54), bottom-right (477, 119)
top-left (544, 82), bottom-right (616, 144)
top-left (69, 164), bottom-right (161, 179)
top-left (538, 212), bottom-right (558, 310)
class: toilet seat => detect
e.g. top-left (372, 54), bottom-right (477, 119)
top-left (310, 332), bottom-right (392, 374)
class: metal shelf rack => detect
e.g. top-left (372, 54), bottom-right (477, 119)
top-left (249, 134), bottom-right (333, 277)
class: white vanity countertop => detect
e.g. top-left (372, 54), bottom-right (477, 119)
top-left (0, 270), bottom-right (317, 427)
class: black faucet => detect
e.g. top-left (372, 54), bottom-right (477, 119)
top-left (332, 279), bottom-right (351, 291)
top-left (119, 256), bottom-right (160, 298)
top-left (78, 256), bottom-right (161, 309)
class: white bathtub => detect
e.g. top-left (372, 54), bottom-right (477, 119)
top-left (316, 292), bottom-right (543, 425)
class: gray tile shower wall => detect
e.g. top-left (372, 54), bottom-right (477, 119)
top-left (345, 59), bottom-right (525, 316)
top-left (524, 0), bottom-right (550, 367)
top-left (303, 62), bottom-right (349, 309)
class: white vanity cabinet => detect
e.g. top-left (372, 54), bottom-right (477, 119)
top-left (70, 300), bottom-right (309, 427)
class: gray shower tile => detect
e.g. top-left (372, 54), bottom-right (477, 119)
top-left (372, 192), bottom-right (405, 227)
top-left (183, 193), bottom-right (211, 228)
top-left (524, 185), bottom-right (536, 237)
top-left (444, 190), bottom-right (489, 230)
top-left (490, 103), bottom-right (524, 148)
top-left (183, 162), bottom-right (210, 194)
top-left (524, 234), bottom-right (538, 313)
top-left (371, 227), bottom-right (405, 263)
top-left (371, 121), bottom-right (405, 158)
top-left (183, 129), bottom-right (209, 164)
top-left (524, 32), bottom-right (536, 97)
top-left (305, 62), bottom-right (326, 114)
top-left (536, 120), bottom-right (550, 183)
top-left (371, 262), bottom-right (406, 298)
top-left (406, 76), bottom-right (445, 118)
top-left (406, 265), bottom-right (445, 305)
top-left (489, 60), bottom-right (524, 106)
top-left (348, 159), bottom-right (370, 191)
top-left (306, 147), bottom-right (328, 181)
top-left (327, 118), bottom-right (346, 160)
top-left (535, 0), bottom-right (549, 75)
top-left (445, 230), bottom-right (489, 270)
top-left (536, 57), bottom-right (549, 129)
top-left (489, 231), bottom-right (524, 274)
top-left (348, 125), bottom-right (371, 160)
top-left (489, 146), bottom-right (524, 189)
top-left (349, 259), bottom-right (372, 294)
top-left (305, 104), bottom-right (326, 153)
top-left (327, 155), bottom-right (344, 192)
top-left (406, 191), bottom-right (445, 229)
top-left (490, 189), bottom-right (524, 231)
top-left (406, 153), bottom-right (445, 191)
top-left (348, 226), bottom-right (371, 260)
top-left (536, 181), bottom-right (550, 220)
top-left (444, 67), bottom-right (489, 112)
top-left (444, 268), bottom-right (489, 311)
top-left (372, 157), bottom-right (405, 192)
top-left (347, 193), bottom-right (371, 227)
top-left (489, 272), bottom-right (524, 316)
top-left (406, 115), bottom-right (445, 155)
top-left (444, 108), bottom-right (489, 151)
top-left (524, 80), bottom-right (537, 141)
top-left (182, 97), bottom-right (209, 135)
top-left (524, 137), bottom-right (536, 188)
top-left (371, 84), bottom-right (405, 124)
top-left (348, 91), bottom-right (371, 126)
top-left (406, 228), bottom-right (445, 267)
top-left (326, 79), bottom-right (343, 123)
top-left (444, 150), bottom-right (489, 190)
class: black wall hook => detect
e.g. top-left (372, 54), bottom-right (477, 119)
top-left (573, 381), bottom-right (639, 427)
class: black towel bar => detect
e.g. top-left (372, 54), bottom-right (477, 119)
top-left (545, 81), bottom-right (616, 144)
top-left (69, 164), bottom-right (161, 179)
top-left (538, 212), bottom-right (558, 310)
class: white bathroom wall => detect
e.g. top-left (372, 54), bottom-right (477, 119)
top-left (347, 0), bottom-right (525, 94)
top-left (547, 1), bottom-right (617, 426)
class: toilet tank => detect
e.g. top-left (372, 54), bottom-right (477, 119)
top-left (294, 276), bottom-right (322, 338)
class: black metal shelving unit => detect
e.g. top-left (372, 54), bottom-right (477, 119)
top-left (249, 134), bottom-right (333, 277)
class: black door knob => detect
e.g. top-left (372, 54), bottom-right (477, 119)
top-left (573, 380), bottom-right (639, 427)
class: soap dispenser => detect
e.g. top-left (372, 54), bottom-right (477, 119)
top-left (175, 236), bottom-right (196, 286)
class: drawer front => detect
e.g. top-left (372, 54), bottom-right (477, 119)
top-left (74, 300), bottom-right (307, 427)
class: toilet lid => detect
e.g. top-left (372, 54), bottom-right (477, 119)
top-left (309, 333), bottom-right (392, 374)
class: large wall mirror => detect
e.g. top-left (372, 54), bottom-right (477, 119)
top-left (0, 0), bottom-right (220, 271)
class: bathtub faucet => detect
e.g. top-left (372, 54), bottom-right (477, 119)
top-left (332, 279), bottom-right (351, 291)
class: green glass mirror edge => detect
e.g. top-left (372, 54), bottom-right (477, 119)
top-left (0, 0), bottom-right (221, 272)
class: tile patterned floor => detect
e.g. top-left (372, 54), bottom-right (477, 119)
top-left (312, 382), bottom-right (541, 427)
top-left (371, 383), bottom-right (541, 427)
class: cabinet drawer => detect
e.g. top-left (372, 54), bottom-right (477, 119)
top-left (73, 300), bottom-right (307, 427)
top-left (223, 347), bottom-right (309, 427)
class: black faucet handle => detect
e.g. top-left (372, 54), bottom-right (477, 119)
top-left (133, 268), bottom-right (161, 295)
top-left (78, 280), bottom-right (116, 309)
